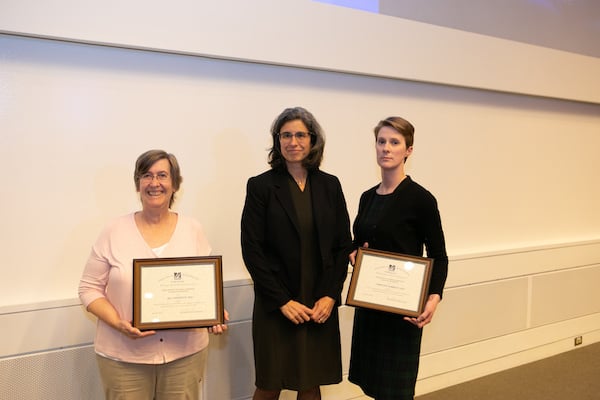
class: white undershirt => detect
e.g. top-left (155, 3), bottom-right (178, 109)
top-left (152, 243), bottom-right (168, 256)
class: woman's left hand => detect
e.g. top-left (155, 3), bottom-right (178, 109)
top-left (404, 294), bottom-right (441, 328)
top-left (208, 309), bottom-right (229, 335)
top-left (311, 296), bottom-right (335, 324)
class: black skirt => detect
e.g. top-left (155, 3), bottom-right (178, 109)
top-left (252, 295), bottom-right (342, 390)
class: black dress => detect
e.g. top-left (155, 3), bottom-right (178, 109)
top-left (348, 177), bottom-right (448, 400)
top-left (252, 177), bottom-right (342, 391)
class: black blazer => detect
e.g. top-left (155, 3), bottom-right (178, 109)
top-left (241, 168), bottom-right (352, 312)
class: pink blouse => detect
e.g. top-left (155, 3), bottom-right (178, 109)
top-left (79, 213), bottom-right (212, 364)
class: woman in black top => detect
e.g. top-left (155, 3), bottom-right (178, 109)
top-left (241, 107), bottom-right (352, 400)
top-left (348, 116), bottom-right (448, 400)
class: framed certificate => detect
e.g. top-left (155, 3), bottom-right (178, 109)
top-left (133, 256), bottom-right (224, 330)
top-left (346, 248), bottom-right (433, 317)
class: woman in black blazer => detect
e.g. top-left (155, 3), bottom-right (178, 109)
top-left (241, 107), bottom-right (352, 400)
top-left (348, 116), bottom-right (448, 400)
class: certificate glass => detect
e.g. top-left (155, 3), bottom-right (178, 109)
top-left (346, 248), bottom-right (433, 317)
top-left (133, 256), bottom-right (224, 330)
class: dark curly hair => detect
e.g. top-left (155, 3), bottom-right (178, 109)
top-left (268, 107), bottom-right (325, 171)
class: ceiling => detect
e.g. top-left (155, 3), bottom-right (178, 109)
top-left (316, 0), bottom-right (600, 58)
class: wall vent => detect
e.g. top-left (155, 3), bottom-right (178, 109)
top-left (0, 345), bottom-right (103, 400)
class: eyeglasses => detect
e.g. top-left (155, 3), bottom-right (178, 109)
top-left (278, 131), bottom-right (312, 141)
top-left (139, 172), bottom-right (170, 183)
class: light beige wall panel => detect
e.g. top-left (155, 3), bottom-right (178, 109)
top-left (530, 264), bottom-right (600, 327)
top-left (0, 302), bottom-right (95, 358)
top-left (339, 305), bottom-right (356, 373)
top-left (422, 278), bottom-right (529, 353)
top-left (224, 279), bottom-right (254, 322)
top-left (420, 313), bottom-right (600, 379)
top-left (205, 320), bottom-right (254, 400)
top-left (205, 280), bottom-right (254, 398)
top-left (447, 241), bottom-right (600, 287)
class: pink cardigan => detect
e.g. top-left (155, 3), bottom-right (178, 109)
top-left (79, 213), bottom-right (212, 364)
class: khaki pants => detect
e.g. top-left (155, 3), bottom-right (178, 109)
top-left (96, 349), bottom-right (207, 400)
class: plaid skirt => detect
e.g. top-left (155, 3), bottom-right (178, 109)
top-left (348, 308), bottom-right (423, 400)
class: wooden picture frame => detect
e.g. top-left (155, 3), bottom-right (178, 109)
top-left (133, 256), bottom-right (224, 330)
top-left (346, 248), bottom-right (433, 317)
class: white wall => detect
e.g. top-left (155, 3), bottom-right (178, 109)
top-left (1, 0), bottom-right (600, 398)
top-left (1, 31), bottom-right (599, 306)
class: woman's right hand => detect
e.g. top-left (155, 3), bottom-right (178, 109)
top-left (88, 298), bottom-right (155, 339)
top-left (280, 300), bottom-right (313, 324)
top-left (349, 242), bottom-right (369, 266)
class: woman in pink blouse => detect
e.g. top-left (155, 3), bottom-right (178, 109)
top-left (79, 149), bottom-right (227, 400)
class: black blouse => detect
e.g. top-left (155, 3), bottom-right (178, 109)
top-left (352, 176), bottom-right (448, 296)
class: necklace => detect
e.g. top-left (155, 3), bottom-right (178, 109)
top-left (288, 168), bottom-right (307, 190)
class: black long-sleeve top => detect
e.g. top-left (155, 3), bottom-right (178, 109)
top-left (352, 176), bottom-right (448, 297)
